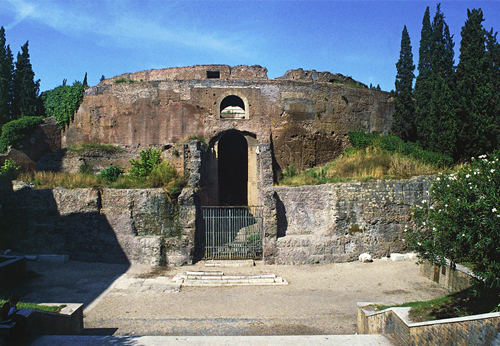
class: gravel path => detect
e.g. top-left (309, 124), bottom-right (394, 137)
top-left (77, 259), bottom-right (446, 336)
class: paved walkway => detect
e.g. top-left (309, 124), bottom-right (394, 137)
top-left (29, 334), bottom-right (395, 345)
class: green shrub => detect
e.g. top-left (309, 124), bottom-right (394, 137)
top-left (114, 78), bottom-right (135, 84)
top-left (348, 131), bottom-right (453, 167)
top-left (129, 147), bottom-right (163, 178)
top-left (0, 158), bottom-right (20, 179)
top-left (99, 165), bottom-right (124, 182)
top-left (282, 164), bottom-right (298, 179)
top-left (409, 152), bottom-right (500, 289)
top-left (0, 116), bottom-right (44, 153)
top-left (348, 131), bottom-right (379, 149)
top-left (41, 81), bottom-right (85, 129)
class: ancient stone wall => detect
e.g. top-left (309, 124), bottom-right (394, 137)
top-left (0, 182), bottom-right (195, 266)
top-left (62, 65), bottom-right (394, 172)
top-left (271, 176), bottom-right (433, 264)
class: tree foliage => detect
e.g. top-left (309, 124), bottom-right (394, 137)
top-left (409, 153), bottom-right (500, 289)
top-left (455, 9), bottom-right (500, 160)
top-left (392, 25), bottom-right (416, 141)
top-left (41, 81), bottom-right (86, 129)
top-left (0, 27), bottom-right (14, 129)
top-left (129, 147), bottom-right (163, 178)
top-left (12, 41), bottom-right (41, 118)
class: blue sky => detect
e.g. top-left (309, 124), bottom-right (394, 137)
top-left (1, 0), bottom-right (499, 92)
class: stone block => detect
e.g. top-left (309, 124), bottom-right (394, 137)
top-left (390, 253), bottom-right (405, 261)
top-left (359, 253), bottom-right (373, 263)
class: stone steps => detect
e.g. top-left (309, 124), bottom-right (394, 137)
top-left (172, 271), bottom-right (288, 286)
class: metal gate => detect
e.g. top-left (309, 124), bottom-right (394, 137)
top-left (199, 206), bottom-right (263, 260)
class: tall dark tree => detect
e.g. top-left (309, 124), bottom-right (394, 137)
top-left (0, 27), bottom-right (14, 128)
top-left (83, 72), bottom-right (88, 87)
top-left (392, 26), bottom-right (416, 141)
top-left (486, 29), bottom-right (500, 133)
top-left (454, 9), bottom-right (498, 159)
top-left (414, 7), bottom-right (433, 148)
top-left (12, 41), bottom-right (40, 118)
top-left (426, 4), bottom-right (457, 157)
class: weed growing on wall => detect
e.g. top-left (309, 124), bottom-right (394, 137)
top-left (408, 152), bottom-right (500, 289)
top-left (129, 147), bottom-right (163, 177)
top-left (99, 165), bottom-right (124, 182)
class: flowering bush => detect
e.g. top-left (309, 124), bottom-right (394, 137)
top-left (408, 153), bottom-right (500, 289)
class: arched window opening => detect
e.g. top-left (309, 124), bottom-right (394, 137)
top-left (220, 95), bottom-right (245, 119)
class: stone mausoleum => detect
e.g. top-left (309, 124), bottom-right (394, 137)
top-left (1, 65), bottom-right (427, 266)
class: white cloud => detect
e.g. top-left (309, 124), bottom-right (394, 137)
top-left (4, 0), bottom-right (252, 57)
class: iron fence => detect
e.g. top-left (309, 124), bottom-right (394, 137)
top-left (199, 206), bottom-right (263, 260)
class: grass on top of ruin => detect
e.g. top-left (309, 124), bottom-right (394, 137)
top-left (277, 147), bottom-right (459, 186)
top-left (16, 170), bottom-right (187, 194)
top-left (0, 299), bottom-right (66, 313)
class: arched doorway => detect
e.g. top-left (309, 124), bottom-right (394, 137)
top-left (218, 131), bottom-right (248, 206)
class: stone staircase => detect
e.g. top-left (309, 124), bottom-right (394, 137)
top-left (172, 271), bottom-right (288, 286)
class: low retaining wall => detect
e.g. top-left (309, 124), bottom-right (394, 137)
top-left (23, 303), bottom-right (83, 335)
top-left (420, 261), bottom-right (474, 293)
top-left (0, 182), bottom-right (195, 266)
top-left (357, 303), bottom-right (500, 346)
top-left (272, 176), bottom-right (432, 264)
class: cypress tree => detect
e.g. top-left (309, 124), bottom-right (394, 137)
top-left (392, 25), bottom-right (416, 141)
top-left (486, 29), bottom-right (500, 137)
top-left (12, 41), bottom-right (41, 118)
top-left (0, 27), bottom-right (14, 128)
top-left (456, 10), bottom-right (500, 159)
top-left (426, 4), bottom-right (457, 157)
top-left (414, 7), bottom-right (433, 148)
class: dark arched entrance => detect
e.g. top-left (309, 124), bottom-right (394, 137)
top-left (218, 131), bottom-right (248, 206)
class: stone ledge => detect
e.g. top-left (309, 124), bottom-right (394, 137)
top-left (357, 302), bottom-right (500, 346)
top-left (22, 303), bottom-right (84, 336)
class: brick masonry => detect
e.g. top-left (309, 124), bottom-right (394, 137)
top-left (358, 303), bottom-right (500, 346)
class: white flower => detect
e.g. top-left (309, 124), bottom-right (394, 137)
top-left (422, 222), bottom-right (426, 226)
top-left (491, 169), bottom-right (495, 173)
top-left (466, 174), bottom-right (470, 178)
top-left (462, 233), bottom-right (465, 237)
top-left (492, 208), bottom-right (497, 213)
top-left (436, 177), bottom-right (441, 181)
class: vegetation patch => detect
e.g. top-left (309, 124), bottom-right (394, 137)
top-left (0, 116), bottom-right (44, 153)
top-left (277, 132), bottom-right (455, 186)
top-left (66, 143), bottom-right (123, 154)
top-left (0, 299), bottom-right (66, 313)
top-left (17, 147), bottom-right (187, 195)
top-left (114, 78), bottom-right (135, 84)
top-left (374, 285), bottom-right (500, 322)
top-left (41, 81), bottom-right (86, 129)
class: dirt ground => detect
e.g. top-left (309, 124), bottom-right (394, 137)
top-left (8, 258), bottom-right (448, 337)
